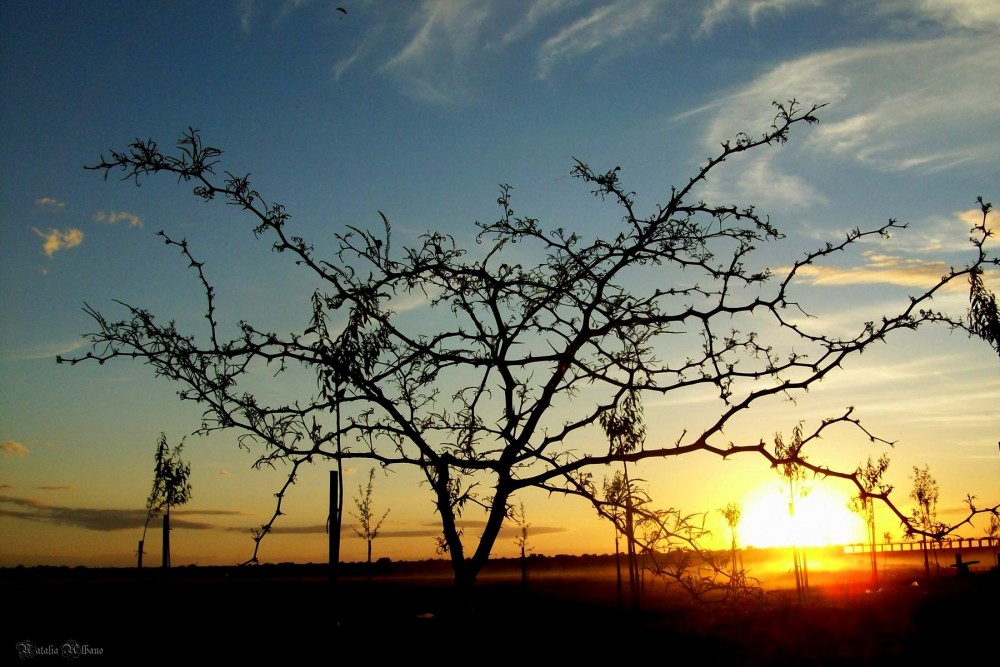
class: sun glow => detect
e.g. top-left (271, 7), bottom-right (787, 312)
top-left (738, 483), bottom-right (865, 549)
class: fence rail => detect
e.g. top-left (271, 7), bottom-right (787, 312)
top-left (843, 536), bottom-right (998, 555)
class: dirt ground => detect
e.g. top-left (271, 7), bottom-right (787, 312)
top-left (5, 552), bottom-right (998, 664)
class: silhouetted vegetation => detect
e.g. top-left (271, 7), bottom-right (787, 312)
top-left (909, 464), bottom-right (941, 579)
top-left (62, 100), bottom-right (999, 606)
top-left (849, 455), bottom-right (891, 590)
top-left (141, 433), bottom-right (191, 569)
top-left (350, 468), bottom-right (389, 567)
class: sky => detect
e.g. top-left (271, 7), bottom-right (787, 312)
top-left (1, 0), bottom-right (998, 568)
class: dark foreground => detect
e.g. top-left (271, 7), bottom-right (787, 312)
top-left (4, 558), bottom-right (998, 664)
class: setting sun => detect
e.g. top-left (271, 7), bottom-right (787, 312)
top-left (738, 483), bottom-right (866, 549)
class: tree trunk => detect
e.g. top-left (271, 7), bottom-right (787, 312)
top-left (922, 534), bottom-right (930, 579)
top-left (329, 471), bottom-right (340, 584)
top-left (623, 463), bottom-right (639, 610)
top-left (614, 526), bottom-right (623, 609)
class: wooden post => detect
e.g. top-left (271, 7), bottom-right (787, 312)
top-left (162, 512), bottom-right (170, 568)
top-left (329, 470), bottom-right (340, 583)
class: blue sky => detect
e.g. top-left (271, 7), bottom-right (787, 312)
top-left (1, 1), bottom-right (998, 567)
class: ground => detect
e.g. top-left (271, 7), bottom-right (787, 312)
top-left (4, 550), bottom-right (998, 663)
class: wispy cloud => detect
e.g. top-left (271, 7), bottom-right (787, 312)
top-left (33, 227), bottom-right (83, 258)
top-left (1, 441), bottom-right (28, 458)
top-left (92, 210), bottom-right (143, 228)
top-left (238, 0), bottom-right (259, 33)
top-left (501, 0), bottom-right (575, 44)
top-left (34, 197), bottom-right (65, 210)
top-left (378, 0), bottom-right (493, 105)
top-left (687, 37), bottom-right (1000, 211)
top-left (535, 0), bottom-right (663, 79)
top-left (700, 0), bottom-right (822, 34)
top-left (876, 0), bottom-right (1000, 31)
top-left (0, 495), bottom-right (246, 531)
top-left (1, 339), bottom-right (87, 363)
top-left (701, 151), bottom-right (827, 211)
top-left (791, 252), bottom-right (957, 289)
top-left (36, 485), bottom-right (71, 491)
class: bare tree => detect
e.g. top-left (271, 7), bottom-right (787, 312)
top-left (61, 100), bottom-right (999, 603)
top-left (350, 468), bottom-right (390, 567)
top-left (142, 433), bottom-right (191, 569)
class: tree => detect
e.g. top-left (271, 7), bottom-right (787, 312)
top-left (773, 425), bottom-right (811, 602)
top-left (849, 455), bottom-right (891, 590)
top-left (968, 198), bottom-right (1000, 360)
top-left (599, 387), bottom-right (645, 609)
top-left (349, 468), bottom-right (390, 568)
top-left (600, 469), bottom-right (650, 608)
top-left (61, 100), bottom-right (999, 603)
top-left (987, 513), bottom-right (1000, 568)
top-left (908, 464), bottom-right (940, 580)
top-left (510, 500), bottom-right (531, 588)
top-left (142, 433), bottom-right (192, 569)
top-left (720, 502), bottom-right (743, 581)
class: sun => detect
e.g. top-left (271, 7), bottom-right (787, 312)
top-left (737, 483), bottom-right (866, 549)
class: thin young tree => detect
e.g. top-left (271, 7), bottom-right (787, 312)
top-left (909, 464), bottom-right (940, 580)
top-left (721, 502), bottom-right (743, 584)
top-left (849, 455), bottom-right (891, 590)
top-left (600, 470), bottom-right (650, 608)
top-left (599, 387), bottom-right (645, 610)
top-left (774, 425), bottom-right (810, 603)
top-left (602, 471), bottom-right (628, 608)
top-left (62, 100), bottom-right (999, 602)
top-left (987, 513), bottom-right (999, 568)
top-left (510, 500), bottom-right (531, 589)
top-left (350, 468), bottom-right (390, 568)
top-left (142, 433), bottom-right (192, 569)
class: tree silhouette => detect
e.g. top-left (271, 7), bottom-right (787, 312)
top-left (967, 198), bottom-right (1000, 360)
top-left (510, 500), bottom-right (531, 588)
top-left (908, 465), bottom-right (943, 580)
top-left (773, 424), bottom-right (811, 602)
top-left (350, 468), bottom-right (390, 568)
top-left (987, 513), bottom-right (1000, 568)
top-left (849, 455), bottom-right (891, 590)
top-left (61, 100), bottom-right (999, 601)
top-left (721, 502), bottom-right (743, 584)
top-left (142, 433), bottom-right (191, 569)
top-left (599, 387), bottom-right (645, 609)
top-left (600, 469), bottom-right (650, 608)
